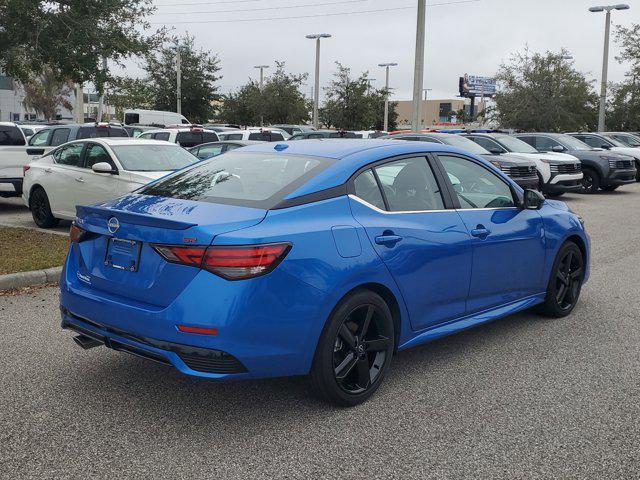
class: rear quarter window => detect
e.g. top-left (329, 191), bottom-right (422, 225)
top-left (0, 125), bottom-right (26, 146)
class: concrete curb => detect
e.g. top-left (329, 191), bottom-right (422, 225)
top-left (0, 266), bottom-right (62, 291)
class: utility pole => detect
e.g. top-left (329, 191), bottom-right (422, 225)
top-left (411, 0), bottom-right (426, 132)
top-left (97, 57), bottom-right (107, 122)
top-left (422, 88), bottom-right (432, 128)
top-left (75, 84), bottom-right (84, 123)
top-left (306, 33), bottom-right (331, 129)
top-left (254, 65), bottom-right (270, 126)
top-left (589, 4), bottom-right (630, 132)
top-left (176, 46), bottom-right (182, 115)
top-left (379, 63), bottom-right (397, 132)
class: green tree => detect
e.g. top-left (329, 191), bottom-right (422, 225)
top-left (607, 24), bottom-right (640, 131)
top-left (0, 0), bottom-right (160, 92)
top-left (492, 49), bottom-right (598, 131)
top-left (144, 36), bottom-right (221, 123)
top-left (320, 63), bottom-right (396, 131)
top-left (106, 77), bottom-right (155, 120)
top-left (21, 67), bottom-right (73, 121)
top-left (217, 62), bottom-right (310, 126)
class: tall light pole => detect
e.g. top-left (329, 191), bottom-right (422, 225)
top-left (175, 46), bottom-right (182, 115)
top-left (379, 63), bottom-right (398, 132)
top-left (423, 88), bottom-right (432, 128)
top-left (589, 4), bottom-right (630, 132)
top-left (254, 65), bottom-right (270, 126)
top-left (411, 0), bottom-right (426, 132)
top-left (97, 57), bottom-right (107, 122)
top-left (306, 33), bottom-right (331, 129)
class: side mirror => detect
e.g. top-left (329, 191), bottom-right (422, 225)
top-left (523, 189), bottom-right (545, 210)
top-left (601, 144), bottom-right (611, 150)
top-left (489, 147), bottom-right (504, 155)
top-left (551, 145), bottom-right (565, 152)
top-left (92, 162), bottom-right (117, 174)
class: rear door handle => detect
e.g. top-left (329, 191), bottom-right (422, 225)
top-left (26, 148), bottom-right (45, 155)
top-left (470, 226), bottom-right (491, 239)
top-left (44, 168), bottom-right (52, 173)
top-left (375, 234), bottom-right (403, 246)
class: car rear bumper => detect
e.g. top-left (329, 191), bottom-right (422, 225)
top-left (606, 168), bottom-right (637, 186)
top-left (0, 177), bottom-right (23, 197)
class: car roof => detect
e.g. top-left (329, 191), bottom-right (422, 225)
top-left (195, 140), bottom-right (264, 147)
top-left (64, 138), bottom-right (176, 147)
top-left (235, 139), bottom-right (486, 200)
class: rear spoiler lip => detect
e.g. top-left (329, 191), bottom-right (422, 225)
top-left (76, 205), bottom-right (198, 231)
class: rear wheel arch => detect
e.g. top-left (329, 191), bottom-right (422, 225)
top-left (29, 183), bottom-right (45, 200)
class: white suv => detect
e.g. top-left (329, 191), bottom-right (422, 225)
top-left (138, 125), bottom-right (219, 148)
top-left (217, 128), bottom-right (290, 142)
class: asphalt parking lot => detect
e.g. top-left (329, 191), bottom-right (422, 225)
top-left (1, 185), bottom-right (639, 479)
top-left (0, 197), bottom-right (70, 235)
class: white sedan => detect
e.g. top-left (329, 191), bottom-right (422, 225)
top-left (22, 138), bottom-right (199, 228)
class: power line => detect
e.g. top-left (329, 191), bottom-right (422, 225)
top-left (151, 0), bottom-right (480, 24)
top-left (154, 0), bottom-right (368, 16)
top-left (155, 0), bottom-right (259, 6)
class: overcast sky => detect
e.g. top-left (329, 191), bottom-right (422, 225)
top-left (116, 0), bottom-right (640, 101)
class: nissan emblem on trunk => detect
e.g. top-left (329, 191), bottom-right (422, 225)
top-left (107, 217), bottom-right (120, 234)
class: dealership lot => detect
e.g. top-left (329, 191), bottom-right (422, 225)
top-left (1, 185), bottom-right (639, 479)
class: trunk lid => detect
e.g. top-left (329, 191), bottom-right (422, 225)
top-left (72, 194), bottom-right (267, 306)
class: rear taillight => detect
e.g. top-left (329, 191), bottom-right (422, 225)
top-left (153, 243), bottom-right (291, 280)
top-left (23, 165), bottom-right (30, 175)
top-left (69, 223), bottom-right (86, 243)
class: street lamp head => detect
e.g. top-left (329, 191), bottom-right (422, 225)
top-left (589, 6), bottom-right (605, 11)
top-left (589, 3), bottom-right (630, 11)
top-left (378, 63), bottom-right (398, 68)
top-left (254, 65), bottom-right (270, 69)
top-left (613, 3), bottom-right (630, 9)
top-left (306, 33), bottom-right (332, 39)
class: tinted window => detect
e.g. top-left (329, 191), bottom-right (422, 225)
top-left (439, 155), bottom-right (515, 209)
top-left (140, 152), bottom-right (332, 209)
top-left (111, 145), bottom-right (198, 172)
top-left (109, 127), bottom-right (128, 137)
top-left (374, 158), bottom-right (445, 212)
top-left (354, 169), bottom-right (385, 210)
top-left (195, 144), bottom-right (224, 160)
top-left (225, 144), bottom-right (242, 152)
top-left (533, 136), bottom-right (562, 151)
top-left (21, 128), bottom-right (34, 137)
top-left (289, 134), bottom-right (304, 141)
top-left (223, 133), bottom-right (244, 141)
top-left (154, 132), bottom-right (170, 141)
top-left (202, 132), bottom-right (219, 143)
top-left (50, 128), bottom-right (71, 146)
top-left (515, 135), bottom-right (535, 148)
top-left (85, 144), bottom-right (112, 169)
top-left (54, 143), bottom-right (84, 167)
top-left (308, 133), bottom-right (324, 139)
top-left (176, 132), bottom-right (204, 147)
top-left (0, 125), bottom-right (26, 146)
top-left (468, 136), bottom-right (503, 153)
top-left (124, 113), bottom-right (139, 125)
top-left (612, 134), bottom-right (640, 147)
top-left (438, 135), bottom-right (489, 155)
top-left (29, 129), bottom-right (52, 146)
top-left (493, 135), bottom-right (538, 153)
top-left (580, 135), bottom-right (609, 149)
top-left (139, 132), bottom-right (154, 139)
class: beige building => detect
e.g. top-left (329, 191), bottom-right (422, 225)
top-left (394, 98), bottom-right (485, 129)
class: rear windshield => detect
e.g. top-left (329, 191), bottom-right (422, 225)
top-left (77, 126), bottom-right (128, 139)
top-left (0, 125), bottom-right (26, 146)
top-left (139, 152), bottom-right (334, 209)
top-left (111, 144), bottom-right (199, 172)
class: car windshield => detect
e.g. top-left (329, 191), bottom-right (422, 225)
top-left (558, 135), bottom-right (593, 151)
top-left (439, 135), bottom-right (489, 155)
top-left (493, 135), bottom-right (539, 153)
top-left (611, 133), bottom-right (640, 148)
top-left (111, 144), bottom-right (199, 171)
top-left (139, 152), bottom-right (334, 209)
top-left (602, 135), bottom-right (628, 147)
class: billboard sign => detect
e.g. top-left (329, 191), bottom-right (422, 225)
top-left (459, 74), bottom-right (496, 97)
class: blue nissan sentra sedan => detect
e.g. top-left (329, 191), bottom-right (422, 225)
top-left (60, 139), bottom-right (590, 406)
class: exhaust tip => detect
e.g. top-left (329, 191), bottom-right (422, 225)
top-left (73, 334), bottom-right (103, 350)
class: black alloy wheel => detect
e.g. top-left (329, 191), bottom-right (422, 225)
top-left (537, 242), bottom-right (584, 318)
top-left (580, 168), bottom-right (600, 194)
top-left (29, 187), bottom-right (59, 228)
top-left (310, 290), bottom-right (394, 406)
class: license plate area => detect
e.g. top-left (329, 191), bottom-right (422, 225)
top-left (105, 238), bottom-right (142, 272)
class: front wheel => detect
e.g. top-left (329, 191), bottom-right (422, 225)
top-left (29, 187), bottom-right (59, 228)
top-left (580, 168), bottom-right (600, 194)
top-left (537, 242), bottom-right (584, 318)
top-left (309, 290), bottom-right (395, 407)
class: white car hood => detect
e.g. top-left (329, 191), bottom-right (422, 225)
top-left (511, 152), bottom-right (580, 164)
top-left (611, 147), bottom-right (640, 159)
top-left (127, 170), bottom-right (174, 185)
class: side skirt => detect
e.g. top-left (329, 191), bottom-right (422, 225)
top-left (398, 293), bottom-right (546, 351)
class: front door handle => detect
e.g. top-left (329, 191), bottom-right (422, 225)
top-left (375, 233), bottom-right (403, 246)
top-left (75, 177), bottom-right (85, 183)
top-left (44, 168), bottom-right (52, 173)
top-left (470, 225), bottom-right (491, 239)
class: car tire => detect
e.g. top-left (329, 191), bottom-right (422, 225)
top-left (309, 290), bottom-right (395, 407)
top-left (536, 242), bottom-right (584, 318)
top-left (29, 187), bottom-right (59, 228)
top-left (580, 168), bottom-right (600, 194)
top-left (601, 185), bottom-right (619, 192)
top-left (635, 161), bottom-right (640, 182)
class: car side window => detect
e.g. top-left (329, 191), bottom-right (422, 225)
top-left (225, 133), bottom-right (244, 141)
top-left (85, 144), bottom-right (113, 169)
top-left (533, 136), bottom-right (561, 151)
top-left (154, 132), bottom-right (170, 141)
top-left (29, 129), bottom-right (52, 146)
top-left (516, 135), bottom-right (535, 148)
top-left (0, 125), bottom-right (26, 146)
top-left (50, 128), bottom-right (71, 146)
top-left (53, 143), bottom-right (84, 167)
top-left (438, 155), bottom-right (515, 209)
top-left (354, 169), bottom-right (386, 210)
top-left (580, 135), bottom-right (607, 149)
top-left (468, 136), bottom-right (503, 152)
top-left (139, 132), bottom-right (154, 139)
top-left (225, 144), bottom-right (241, 152)
top-left (374, 157), bottom-right (445, 212)
top-left (197, 144), bottom-right (224, 159)
top-left (308, 133), bottom-right (324, 139)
